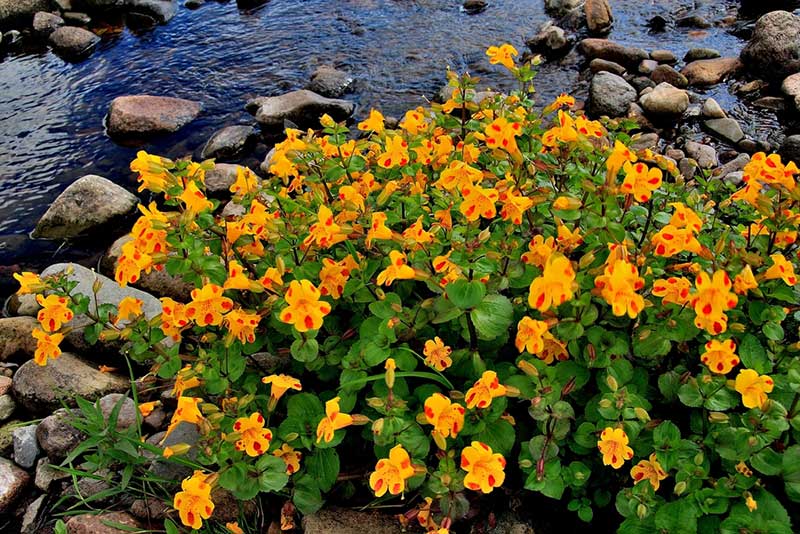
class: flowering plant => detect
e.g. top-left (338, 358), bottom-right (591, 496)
top-left (15, 45), bottom-right (800, 533)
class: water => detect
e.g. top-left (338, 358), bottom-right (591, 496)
top-left (0, 0), bottom-right (767, 278)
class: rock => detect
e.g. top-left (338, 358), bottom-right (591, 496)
top-left (48, 26), bottom-right (99, 59)
top-left (589, 58), bottom-right (625, 75)
top-left (704, 118), bottom-right (745, 144)
top-left (651, 64), bottom-right (688, 88)
top-left (142, 406), bottom-right (166, 430)
top-left (247, 90), bottom-right (355, 129)
top-left (36, 409), bottom-right (85, 461)
top-left (127, 0), bottom-right (177, 24)
top-left (629, 133), bottom-right (659, 151)
top-left (204, 163), bottom-right (257, 197)
top-left (35, 457), bottom-right (69, 491)
top-left (0, 457), bottom-right (29, 514)
top-left (526, 22), bottom-right (571, 57)
top-left (684, 47), bottom-right (721, 62)
top-left (544, 0), bottom-right (581, 14)
top-left (702, 98), bottom-right (725, 118)
top-left (638, 59), bottom-right (658, 75)
top-left (32, 174), bottom-right (137, 240)
top-left (0, 316), bottom-right (38, 361)
top-left (13, 353), bottom-right (128, 414)
top-left (130, 497), bottom-right (170, 521)
top-left (0, 376), bottom-right (11, 396)
top-left (712, 153), bottom-right (751, 178)
top-left (0, 395), bottom-right (14, 422)
top-left (200, 124), bottom-right (257, 161)
top-left (685, 141), bottom-right (718, 169)
top-left (647, 15), bottom-right (668, 32)
top-left (753, 96), bottom-right (785, 111)
top-left (260, 147), bottom-right (276, 175)
top-left (679, 157), bottom-right (697, 179)
top-left (107, 95), bottom-right (202, 138)
top-left (666, 149), bottom-right (685, 161)
top-left (585, 0), bottom-right (612, 35)
top-left (221, 201), bottom-right (246, 218)
top-left (53, 0), bottom-right (70, 9)
top-left (66, 512), bottom-right (141, 534)
top-left (306, 65), bottom-right (355, 98)
top-left (2, 28), bottom-right (20, 45)
top-left (97, 394), bottom-right (137, 430)
top-left (578, 38), bottom-right (648, 67)
top-left (184, 0), bottom-right (203, 9)
top-left (20, 494), bottom-right (46, 534)
top-left (735, 79), bottom-right (768, 94)
top-left (629, 75), bottom-right (655, 93)
top-left (626, 102), bottom-right (655, 130)
top-left (650, 49), bottom-right (676, 63)
top-left (639, 82), bottom-right (689, 117)
top-left (681, 57), bottom-right (743, 86)
top-left (781, 72), bottom-right (800, 98)
top-left (740, 10), bottom-right (800, 81)
top-left (148, 422), bottom-right (199, 480)
top-left (6, 294), bottom-right (39, 317)
top-left (676, 14), bottom-right (711, 28)
top-left (462, 0), bottom-right (486, 13)
top-left (724, 170), bottom-right (744, 185)
top-left (303, 508), bottom-right (405, 534)
top-left (62, 11), bottom-right (89, 24)
top-left (587, 71), bottom-right (637, 118)
top-left (32, 11), bottom-right (63, 36)
top-left (780, 134), bottom-right (800, 163)
top-left (0, 0), bottom-right (51, 28)
top-left (13, 424), bottom-right (39, 468)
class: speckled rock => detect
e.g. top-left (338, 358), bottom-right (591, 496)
top-left (704, 118), bottom-right (745, 145)
top-left (246, 89), bottom-right (355, 129)
top-left (306, 65), bottom-right (355, 98)
top-left (32, 11), bottom-right (64, 36)
top-left (650, 64), bottom-right (688, 88)
top-left (13, 424), bottom-right (39, 468)
top-left (66, 512), bottom-right (141, 534)
top-left (588, 71), bottom-right (637, 117)
top-left (685, 140), bottom-right (718, 169)
top-left (303, 508), bottom-right (405, 534)
top-left (578, 38), bottom-right (648, 66)
top-left (97, 393), bottom-right (137, 430)
top-left (36, 409), bottom-right (85, 461)
top-left (639, 82), bottom-right (689, 117)
top-left (0, 316), bottom-right (38, 361)
top-left (740, 10), bottom-right (800, 81)
top-left (48, 26), bottom-right (99, 59)
top-left (199, 124), bottom-right (258, 161)
top-left (681, 57), bottom-right (742, 86)
top-left (107, 95), bottom-right (202, 138)
top-left (0, 0), bottom-right (51, 28)
top-left (0, 457), bottom-right (30, 514)
top-left (585, 0), bottom-right (612, 35)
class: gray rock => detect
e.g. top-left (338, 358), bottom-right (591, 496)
top-left (32, 174), bottom-right (138, 239)
top-left (639, 82), bottom-right (689, 117)
top-left (62, 11), bottom-right (89, 24)
top-left (303, 508), bottom-right (405, 534)
top-left (629, 133), bottom-right (659, 151)
top-left (712, 153), bottom-right (750, 179)
top-left (107, 95), bottom-right (202, 137)
top-left (723, 170), bottom-right (744, 185)
top-left (740, 10), bottom-right (800, 81)
top-left (0, 376), bottom-right (11, 396)
top-left (35, 457), bottom-right (69, 491)
top-left (130, 497), bottom-right (170, 521)
top-left (578, 38), bottom-right (648, 66)
top-left (589, 58), bottom-right (625, 75)
top-left (2, 28), bottom-right (20, 45)
top-left (650, 64), bottom-right (688, 88)
top-left (650, 49), bottom-right (676, 63)
top-left (526, 22), bottom-right (571, 57)
top-left (0, 0), bottom-right (51, 27)
top-left (684, 47), bottom-right (721, 62)
top-left (682, 57), bottom-right (742, 86)
top-left (36, 409), bottom-right (85, 461)
top-left (781, 72), bottom-right (800, 98)
top-left (48, 26), bottom-right (99, 59)
top-left (0, 457), bottom-right (29, 514)
top-left (184, 0), bottom-right (203, 8)
top-left (97, 393), bottom-right (137, 430)
top-left (753, 96), bottom-right (785, 111)
top-left (780, 134), bottom-right (800, 164)
top-left (259, 147), bottom-right (276, 175)
top-left (679, 157), bottom-right (697, 180)
top-left (148, 422), bottom-right (199, 480)
top-left (629, 75), bottom-right (655, 93)
top-left (53, 0), bottom-right (70, 9)
top-left (142, 406), bottom-right (166, 430)
top-left (6, 294), bottom-right (39, 317)
top-left (0, 395), bottom-right (15, 422)
top-left (200, 124), bottom-right (257, 161)
top-left (588, 71), bottom-right (637, 118)
top-left (13, 424), bottom-right (39, 468)
top-left (685, 141), bottom-right (718, 169)
top-left (66, 512), bottom-right (141, 534)
top-left (247, 89), bottom-right (355, 129)
top-left (626, 102), bottom-right (655, 130)
top-left (544, 0), bottom-right (581, 14)
top-left (32, 11), bottom-right (63, 36)
top-left (702, 98), bottom-right (725, 118)
top-left (676, 14), bottom-right (711, 28)
top-left (306, 65), bottom-right (355, 98)
top-left (221, 200), bottom-right (246, 218)
top-left (127, 0), bottom-right (176, 23)
top-left (585, 0), bottom-right (612, 35)
top-left (13, 353), bottom-right (128, 414)
top-left (704, 118), bottom-right (745, 144)
top-left (737, 138), bottom-right (758, 154)
top-left (20, 494), bottom-right (46, 534)
top-left (0, 316), bottom-right (38, 361)
top-left (638, 59), bottom-right (657, 75)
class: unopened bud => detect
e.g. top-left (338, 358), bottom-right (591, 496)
top-left (708, 412), bottom-right (729, 423)
top-left (504, 385), bottom-right (520, 398)
top-left (606, 375), bottom-right (618, 392)
top-left (561, 377), bottom-right (576, 397)
top-left (636, 504), bottom-right (648, 519)
top-left (207, 412), bottom-right (225, 424)
top-left (201, 403), bottom-right (219, 415)
top-left (92, 278), bottom-right (103, 294)
top-left (371, 418), bottom-right (384, 435)
top-left (283, 432), bottom-right (299, 442)
top-left (694, 452), bottom-right (704, 466)
top-left (598, 398), bottom-right (612, 408)
top-left (375, 288), bottom-right (386, 300)
top-left (634, 407), bottom-right (650, 422)
top-left (478, 228), bottom-right (491, 242)
top-left (729, 322), bottom-right (746, 333)
top-left (98, 329), bottom-right (120, 342)
top-left (351, 414), bottom-right (370, 425)
top-left (519, 459), bottom-right (533, 469)
top-left (440, 472), bottom-right (451, 485)
top-left (579, 251), bottom-right (596, 269)
top-left (674, 481), bottom-right (687, 495)
top-left (384, 358), bottom-right (396, 389)
top-left (163, 443), bottom-right (192, 458)
top-left (518, 359), bottom-right (539, 377)
top-left (367, 397), bottom-right (385, 409)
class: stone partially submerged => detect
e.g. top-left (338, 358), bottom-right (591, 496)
top-left (107, 95), bottom-right (202, 138)
top-left (246, 89), bottom-right (355, 129)
top-left (48, 26), bottom-right (99, 60)
top-left (740, 10), bottom-right (800, 81)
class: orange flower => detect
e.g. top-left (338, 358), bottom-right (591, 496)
top-left (262, 374), bottom-right (302, 407)
top-left (303, 205), bottom-right (347, 249)
top-left (484, 117), bottom-right (522, 154)
top-left (32, 328), bottom-right (63, 366)
top-left (160, 297), bottom-right (189, 341)
top-left (172, 365), bottom-right (202, 397)
top-left (131, 150), bottom-right (171, 193)
top-left (465, 371), bottom-right (507, 409)
top-left (185, 284), bottom-right (234, 327)
top-left (233, 412), bottom-right (272, 457)
top-left (594, 259), bottom-right (645, 318)
top-left (669, 202), bottom-right (702, 233)
top-left (423, 337), bottom-right (453, 371)
top-left (179, 180), bottom-right (213, 215)
top-left (690, 270), bottom-right (737, 335)
top-left (521, 235), bottom-right (556, 269)
top-left (630, 453), bottom-right (668, 491)
top-left (735, 369), bottom-right (774, 409)
top-left (498, 187), bottom-right (533, 225)
top-left (733, 265), bottom-right (758, 295)
top-left (36, 294), bottom-right (73, 332)
top-left (279, 280), bottom-right (331, 332)
top-left (224, 309), bottom-right (261, 344)
top-left (166, 396), bottom-right (204, 437)
top-left (620, 161), bottom-right (662, 202)
top-left (461, 441), bottom-right (506, 493)
top-left (459, 183), bottom-right (499, 222)
top-left (556, 224), bottom-right (583, 251)
top-left (174, 471), bottom-right (214, 529)
top-left (378, 135), bottom-right (410, 169)
top-left (358, 109), bottom-right (385, 133)
top-left (764, 253), bottom-right (798, 286)
top-left (229, 166), bottom-right (259, 197)
top-left (376, 250), bottom-right (416, 286)
top-left (651, 225), bottom-right (702, 257)
top-left (402, 216), bottom-right (435, 246)
top-left (652, 277), bottom-right (692, 305)
top-left (486, 44), bottom-right (518, 70)
top-left (115, 296), bottom-right (143, 325)
top-left (316, 397), bottom-right (353, 443)
top-left (606, 140), bottom-right (637, 179)
top-left (435, 160), bottom-right (482, 191)
top-left (226, 522), bottom-right (245, 534)
top-left (515, 317), bottom-right (549, 355)
top-left (369, 444), bottom-right (415, 497)
top-left (528, 254), bottom-right (576, 312)
top-left (366, 212), bottom-right (393, 247)
top-left (273, 443), bottom-right (302, 474)
top-left (423, 393), bottom-right (465, 449)
top-left (701, 339), bottom-right (739, 375)
top-left (223, 260), bottom-right (254, 291)
top-left (13, 272), bottom-right (45, 295)
top-left (319, 257), bottom-right (358, 299)
top-left (400, 108), bottom-right (427, 135)
top-left (597, 427), bottom-right (634, 469)
top-left (138, 401), bottom-right (160, 417)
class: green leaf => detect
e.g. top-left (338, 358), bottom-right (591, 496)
top-left (445, 279), bottom-right (486, 309)
top-left (293, 477), bottom-right (324, 515)
top-left (655, 499), bottom-right (698, 534)
top-left (783, 445), bottom-right (800, 502)
top-left (738, 334), bottom-right (770, 374)
top-left (306, 449), bottom-right (340, 493)
top-left (164, 519), bottom-right (180, 534)
top-left (291, 338), bottom-right (319, 363)
top-left (257, 455), bottom-right (289, 492)
top-left (762, 322), bottom-right (784, 341)
top-left (470, 294), bottom-right (513, 340)
top-left (476, 419), bottom-right (515, 457)
top-left (677, 381), bottom-right (704, 408)
top-left (751, 447), bottom-right (782, 476)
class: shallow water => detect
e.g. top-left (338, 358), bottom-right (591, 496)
top-left (0, 0), bottom-right (770, 272)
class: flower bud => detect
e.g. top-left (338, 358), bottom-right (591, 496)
top-left (694, 452), bottom-right (704, 465)
top-left (708, 412), bottom-right (729, 423)
top-left (578, 251), bottom-right (596, 269)
top-left (598, 398), bottom-right (612, 408)
top-left (283, 432), bottom-right (299, 442)
top-left (729, 322), bottom-right (746, 333)
top-left (207, 412), bottom-right (225, 424)
top-left (478, 228), bottom-right (491, 242)
top-left (606, 375), bottom-right (618, 392)
top-left (371, 418), bottom-right (384, 435)
top-left (504, 385), bottom-right (520, 398)
top-left (384, 358), bottom-right (396, 389)
top-left (162, 443), bottom-right (192, 458)
top-left (674, 481), bottom-right (687, 495)
top-left (518, 360), bottom-right (539, 377)
top-left (636, 504), bottom-right (648, 520)
top-left (351, 414), bottom-right (370, 425)
top-left (519, 458), bottom-right (533, 469)
top-left (98, 329), bottom-right (120, 342)
top-left (367, 397), bottom-right (385, 409)
top-left (634, 407), bottom-right (650, 422)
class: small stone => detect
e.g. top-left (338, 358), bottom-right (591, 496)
top-left (143, 406), bottom-right (166, 431)
top-left (685, 141), bottom-right (718, 169)
top-left (682, 57), bottom-right (743, 86)
top-left (36, 409), bottom-right (85, 461)
top-left (589, 58), bottom-right (625, 75)
top-left (676, 14), bottom-right (711, 28)
top-left (107, 95), bottom-right (202, 138)
top-left (0, 376), bottom-right (12, 396)
top-left (306, 65), bottom-right (355, 98)
top-left (462, 0), bottom-right (487, 13)
top-left (185, 0), bottom-right (203, 8)
top-left (780, 134), bottom-right (800, 163)
top-left (526, 22), bottom-right (572, 57)
top-left (666, 148), bottom-right (685, 161)
top-left (62, 12), bottom-right (90, 25)
top-left (97, 394), bottom-right (138, 430)
top-left (781, 72), bottom-right (800, 98)
top-left (650, 64), bottom-right (688, 87)
top-left (724, 170), bottom-right (744, 185)
top-left (544, 0), bottom-right (581, 15)
top-left (629, 133), bottom-right (659, 151)
top-left (702, 98), bottom-right (726, 118)
top-left (0, 0), bottom-right (51, 28)
top-left (650, 49), bottom-right (676, 63)
top-left (684, 47), bottom-right (721, 62)
top-left (738, 138), bottom-right (759, 153)
top-left (0, 457), bottom-right (30, 514)
top-left (735, 79), bottom-right (768, 94)
top-left (578, 38), bottom-right (648, 67)
top-left (638, 59), bottom-right (658, 75)
top-left (679, 157), bottom-right (697, 179)
top-left (13, 424), bottom-right (40, 468)
top-left (32, 11), bottom-right (64, 36)
top-left (629, 75), bottom-right (656, 93)
top-left (0, 395), bottom-right (15, 422)
top-left (753, 96), bottom-right (785, 111)
top-left (148, 422), bottom-right (200, 480)
top-left (246, 90), bottom-right (355, 129)
top-left (66, 512), bottom-right (141, 534)
top-left (0, 316), bottom-right (38, 361)
top-left (713, 153), bottom-right (751, 179)
top-left (647, 15), bottom-right (668, 32)
top-left (199, 124), bottom-right (258, 161)
top-left (639, 82), bottom-right (689, 117)
top-left (130, 497), bottom-right (170, 520)
top-left (20, 494), bottom-right (46, 534)
top-left (127, 0), bottom-right (177, 24)
top-left (585, 0), bottom-right (613, 35)
top-left (588, 71), bottom-right (637, 118)
top-left (303, 508), bottom-right (405, 534)
top-left (204, 163), bottom-right (255, 197)
top-left (35, 457), bottom-right (69, 491)
top-left (48, 26), bottom-right (99, 59)
top-left (704, 118), bottom-right (745, 144)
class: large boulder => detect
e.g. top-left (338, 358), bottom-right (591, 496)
top-left (578, 38), bottom-right (648, 67)
top-left (651, 65), bottom-right (688, 88)
top-left (681, 57), bottom-right (743, 86)
top-left (32, 11), bottom-right (63, 36)
top-left (585, 0), bottom-right (612, 35)
top-left (740, 10), bottom-right (800, 81)
top-left (107, 95), bottom-right (202, 138)
top-left (639, 82), bottom-right (689, 117)
top-left (48, 25), bottom-right (99, 59)
top-left (306, 65), bottom-right (355, 98)
top-left (199, 124), bottom-right (258, 161)
top-left (588, 71), bottom-right (637, 118)
top-left (0, 316), bottom-right (38, 361)
top-left (704, 118), bottom-right (745, 145)
top-left (0, 0), bottom-right (51, 28)
top-left (0, 458), bottom-right (29, 514)
top-left (246, 89), bottom-right (355, 129)
top-left (32, 174), bottom-right (138, 240)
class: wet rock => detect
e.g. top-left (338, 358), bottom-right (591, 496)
top-left (48, 26), bottom-right (99, 59)
top-left (62, 11), bottom-right (89, 25)
top-left (107, 95), bottom-right (202, 138)
top-left (740, 10), bottom-right (800, 81)
top-left (526, 22), bottom-right (571, 57)
top-left (685, 141), bottom-right (718, 169)
top-left (585, 0), bottom-right (612, 35)
top-left (684, 47), bottom-right (721, 62)
top-left (32, 174), bottom-right (137, 240)
top-left (20, 494), bottom-right (45, 534)
top-left (589, 58), bottom-right (625, 75)
top-left (142, 406), bottom-right (166, 430)
top-left (753, 96), bottom-right (785, 111)
top-left (627, 102), bottom-right (655, 130)
top-left (0, 316), bottom-right (38, 361)
top-left (650, 49), bottom-right (676, 64)
top-left (666, 148), bottom-right (685, 161)
top-left (647, 15), bottom-right (668, 32)
top-left (0, 0), bottom-right (51, 28)
top-left (650, 64), bottom-right (688, 88)
top-left (54, 0), bottom-right (71, 10)
top-left (780, 134), bottom-right (800, 163)
top-left (0, 395), bottom-right (14, 422)
top-left (185, 0), bottom-right (203, 9)
top-left (702, 98), bottom-right (725, 118)
top-left (36, 409), bottom-right (84, 461)
top-left (638, 59), bottom-right (657, 75)
top-left (247, 89), bottom-right (355, 129)
top-left (704, 117), bottom-right (745, 144)
top-left (713, 153), bottom-right (751, 179)
top-left (681, 57), bottom-right (742, 86)
top-left (587, 71), bottom-right (637, 118)
top-left (0, 458), bottom-right (29, 514)
top-left (127, 0), bottom-right (176, 24)
top-left (683, 103), bottom-right (702, 119)
top-left (544, 0), bottom-right (581, 15)
top-left (32, 11), bottom-right (64, 36)
top-left (35, 457), bottom-right (69, 491)
top-left (221, 201), bottom-right (246, 218)
top-left (260, 147), bottom-right (276, 175)
top-left (735, 79), bottom-right (768, 94)
top-left (306, 65), bottom-right (354, 98)
top-left (200, 124), bottom-right (257, 161)
top-left (676, 14), bottom-right (711, 28)
top-left (2, 28), bottom-right (20, 45)
top-left (4, 294), bottom-right (39, 317)
top-left (13, 424), bottom-right (39, 468)
top-left (13, 353), bottom-right (128, 414)
top-left (97, 394), bottom-right (137, 430)
top-left (66, 512), bottom-right (141, 534)
top-left (578, 38), bottom-right (648, 67)
top-left (303, 508), bottom-right (404, 534)
top-left (738, 138), bottom-right (760, 154)
top-left (639, 82), bottom-right (689, 117)
top-left (629, 75), bottom-right (655, 93)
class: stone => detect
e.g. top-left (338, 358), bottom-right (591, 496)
top-left (0, 376), bottom-right (11, 396)
top-left (676, 14), bottom-right (711, 28)
top-left (246, 90), bottom-right (355, 129)
top-left (0, 395), bottom-right (14, 422)
top-left (650, 49), bottom-right (676, 63)
top-left (585, 0), bottom-right (612, 35)
top-left (0, 457), bottom-right (29, 514)
top-left (629, 75), bottom-right (655, 93)
top-left (681, 57), bottom-right (743, 86)
top-left (62, 11), bottom-right (89, 25)
top-left (704, 118), bottom-right (745, 144)
top-left (462, 0), bottom-right (487, 14)
top-left (13, 424), bottom-right (39, 468)
top-left (587, 71), bottom-right (637, 118)
top-left (130, 497), bottom-right (170, 521)
top-left (97, 394), bottom-right (137, 430)
top-left (684, 47), bottom-right (721, 62)
top-left (647, 15), bottom-right (668, 32)
top-left (66, 512), bottom-right (141, 534)
top-left (200, 124), bottom-right (257, 161)
top-left (7, 294), bottom-right (39, 317)
top-left (35, 457), bottom-right (69, 491)
top-left (32, 11), bottom-right (63, 36)
top-left (36, 409), bottom-right (84, 461)
top-left (685, 141), bottom-right (718, 169)
top-left (589, 58), bottom-right (625, 75)
top-left (639, 82), bottom-right (689, 117)
top-left (666, 149), bottom-right (685, 161)
top-left (127, 0), bottom-right (177, 24)
top-left (107, 95), bottom-right (202, 138)
top-left (48, 26), bottom-right (99, 59)
top-left (629, 133), bottom-right (659, 151)
top-left (148, 422), bottom-right (199, 480)
top-left (306, 65), bottom-right (355, 98)
top-left (526, 22), bottom-right (571, 57)
top-left (20, 494), bottom-right (46, 534)
top-left (32, 174), bottom-right (137, 240)
top-left (13, 353), bottom-right (128, 414)
top-left (780, 135), bottom-right (800, 164)
top-left (185, 0), bottom-right (202, 9)
top-left (544, 0), bottom-right (581, 14)
top-left (260, 147), bottom-right (276, 175)
top-left (142, 406), bottom-right (166, 430)
top-left (679, 157), bottom-right (697, 179)
top-left (702, 98), bottom-right (725, 118)
top-left (0, 316), bottom-right (38, 361)
top-left (651, 65), bottom-right (688, 88)
top-left (638, 59), bottom-right (657, 75)
top-left (740, 10), bottom-right (800, 81)
top-left (205, 162), bottom-right (241, 196)
top-left (753, 96), bottom-right (785, 111)
top-left (578, 38), bottom-right (648, 67)
top-left (2, 29), bottom-right (20, 45)
top-left (724, 170), bottom-right (744, 185)
top-left (303, 508), bottom-right (405, 534)
top-left (781, 72), bottom-right (800, 98)
top-left (0, 0), bottom-right (51, 28)
top-left (713, 153), bottom-right (751, 179)
top-left (626, 102), bottom-right (655, 130)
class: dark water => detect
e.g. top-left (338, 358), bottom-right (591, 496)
top-left (0, 0), bottom-right (767, 278)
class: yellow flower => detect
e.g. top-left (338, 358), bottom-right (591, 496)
top-left (174, 470), bottom-right (214, 530)
top-left (223, 260), bottom-right (253, 290)
top-left (233, 412), bottom-right (272, 457)
top-left (528, 254), bottom-right (576, 312)
top-left (262, 374), bottom-right (302, 405)
top-left (160, 298), bottom-right (190, 341)
top-left (764, 253), bottom-right (798, 286)
top-left (423, 393), bottom-right (465, 448)
top-left (701, 339), bottom-right (739, 375)
top-left (166, 396), bottom-right (204, 437)
top-left (115, 296), bottom-right (143, 325)
top-left (556, 224), bottom-right (583, 251)
top-left (269, 151), bottom-right (299, 180)
top-left (606, 140), bottom-right (637, 179)
top-left (316, 396), bottom-right (353, 443)
top-left (620, 161), bottom-right (662, 202)
top-left (423, 337), bottom-right (453, 371)
top-left (690, 270), bottom-right (738, 335)
top-left (366, 212), bottom-right (393, 247)
top-left (461, 441), bottom-right (506, 493)
top-left (465, 370), bottom-right (507, 409)
top-left (435, 160), bottom-right (482, 191)
top-left (172, 365), bottom-right (202, 397)
top-left (338, 185), bottom-right (365, 212)
top-left (179, 180), bottom-right (213, 215)
top-left (402, 216), bottom-right (435, 246)
top-left (358, 109), bottom-right (385, 133)
top-left (224, 309), bottom-right (261, 344)
top-left (652, 277), bottom-right (692, 306)
top-left (733, 265), bottom-right (758, 295)
top-left (279, 280), bottom-right (332, 332)
top-left (515, 317), bottom-right (549, 355)
top-left (319, 257), bottom-right (357, 299)
top-left (745, 494), bottom-right (758, 512)
top-left (459, 183), bottom-right (499, 222)
top-left (484, 117), bottom-right (522, 154)
top-left (131, 151), bottom-right (172, 193)
top-left (36, 294), bottom-right (74, 332)
top-left (273, 443), bottom-right (302, 475)
top-left (498, 187), bottom-right (533, 225)
top-left (486, 43), bottom-right (518, 70)
top-left (593, 259), bottom-right (645, 318)
top-left (378, 135), bottom-right (410, 169)
top-left (651, 225), bottom-right (702, 257)
top-left (369, 444), bottom-right (415, 497)
top-left (13, 272), bottom-right (45, 295)
top-left (376, 250), bottom-right (416, 286)
top-left (185, 284), bottom-right (234, 327)
top-left (229, 166), bottom-right (259, 197)
top-left (735, 369), bottom-right (774, 409)
top-left (597, 427), bottom-right (634, 469)
top-left (553, 195), bottom-right (580, 211)
top-left (32, 328), bottom-right (63, 366)
top-left (138, 401), bottom-right (160, 417)
top-left (226, 522), bottom-right (245, 534)
top-left (630, 453), bottom-right (667, 491)
top-left (521, 235), bottom-right (556, 269)
top-left (400, 109), bottom-right (427, 135)
top-left (303, 205), bottom-right (347, 249)
top-left (669, 202), bottom-right (702, 233)
top-left (259, 267), bottom-right (284, 291)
